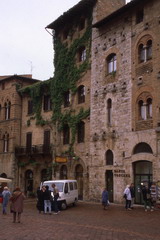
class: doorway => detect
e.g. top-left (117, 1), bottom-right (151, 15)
top-left (75, 164), bottom-right (83, 200)
top-left (25, 170), bottom-right (33, 196)
top-left (105, 170), bottom-right (114, 202)
top-left (134, 161), bottom-right (152, 204)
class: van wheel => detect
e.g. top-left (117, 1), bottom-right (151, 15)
top-left (61, 201), bottom-right (67, 210)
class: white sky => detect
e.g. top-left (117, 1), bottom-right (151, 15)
top-left (0, 0), bottom-right (80, 80)
top-left (0, 0), bottom-right (129, 80)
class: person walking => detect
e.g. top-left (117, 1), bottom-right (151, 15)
top-left (10, 187), bottom-right (25, 223)
top-left (102, 188), bottom-right (109, 210)
top-left (2, 186), bottom-right (11, 214)
top-left (36, 186), bottom-right (45, 213)
top-left (130, 183), bottom-right (135, 209)
top-left (141, 184), bottom-right (153, 212)
top-left (43, 185), bottom-right (52, 214)
top-left (123, 185), bottom-right (132, 210)
top-left (52, 183), bottom-right (60, 214)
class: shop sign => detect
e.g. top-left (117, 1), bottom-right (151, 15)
top-left (114, 169), bottom-right (130, 178)
top-left (55, 157), bottom-right (67, 163)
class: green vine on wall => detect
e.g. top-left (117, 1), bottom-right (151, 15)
top-left (19, 79), bottom-right (52, 126)
top-left (18, 14), bottom-right (92, 155)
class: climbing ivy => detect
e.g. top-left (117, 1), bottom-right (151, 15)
top-left (18, 14), bottom-right (92, 155)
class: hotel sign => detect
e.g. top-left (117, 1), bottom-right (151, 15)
top-left (55, 157), bottom-right (67, 163)
top-left (114, 169), bottom-right (130, 178)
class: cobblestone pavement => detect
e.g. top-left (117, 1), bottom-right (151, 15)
top-left (0, 200), bottom-right (160, 240)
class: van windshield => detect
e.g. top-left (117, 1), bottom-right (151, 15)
top-left (44, 182), bottom-right (64, 192)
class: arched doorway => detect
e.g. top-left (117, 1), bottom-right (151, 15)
top-left (133, 161), bottom-right (152, 204)
top-left (75, 164), bottom-right (83, 200)
top-left (25, 170), bottom-right (33, 196)
top-left (60, 165), bottom-right (68, 179)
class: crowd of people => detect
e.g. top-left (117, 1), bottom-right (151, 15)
top-left (102, 183), bottom-right (156, 212)
top-left (123, 183), bottom-right (154, 211)
top-left (0, 183), bottom-right (60, 223)
top-left (0, 182), bottom-right (157, 223)
top-left (36, 183), bottom-right (60, 215)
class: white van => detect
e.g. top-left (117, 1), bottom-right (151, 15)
top-left (42, 180), bottom-right (78, 210)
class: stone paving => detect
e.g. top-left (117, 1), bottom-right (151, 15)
top-left (0, 200), bottom-right (160, 240)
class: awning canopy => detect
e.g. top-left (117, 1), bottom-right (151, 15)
top-left (0, 177), bottom-right (12, 183)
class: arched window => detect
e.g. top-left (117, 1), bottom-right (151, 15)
top-left (138, 44), bottom-right (145, 63)
top-left (107, 99), bottom-right (112, 125)
top-left (3, 132), bottom-right (9, 153)
top-left (78, 85), bottom-right (85, 104)
top-left (138, 100), bottom-right (145, 120)
top-left (105, 150), bottom-right (113, 165)
top-left (107, 54), bottom-right (116, 73)
top-left (138, 37), bottom-right (152, 63)
top-left (4, 101), bottom-right (11, 120)
top-left (77, 121), bottom-right (85, 143)
top-left (137, 92), bottom-right (153, 121)
top-left (133, 142), bottom-right (153, 154)
top-left (146, 98), bottom-right (152, 118)
top-left (63, 124), bottom-right (70, 145)
top-left (0, 173), bottom-right (7, 178)
top-left (147, 40), bottom-right (152, 60)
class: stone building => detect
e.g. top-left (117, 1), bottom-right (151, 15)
top-left (90, 0), bottom-right (160, 203)
top-left (0, 75), bottom-right (39, 191)
top-left (1, 0), bottom-right (160, 204)
top-left (46, 0), bottom-right (125, 201)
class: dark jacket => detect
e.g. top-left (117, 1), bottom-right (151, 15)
top-left (141, 186), bottom-right (151, 201)
top-left (43, 189), bottom-right (51, 201)
top-left (130, 186), bottom-right (135, 198)
top-left (102, 190), bottom-right (109, 204)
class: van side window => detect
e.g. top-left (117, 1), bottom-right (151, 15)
top-left (69, 182), bottom-right (73, 191)
top-left (74, 182), bottom-right (77, 189)
top-left (64, 183), bottom-right (68, 193)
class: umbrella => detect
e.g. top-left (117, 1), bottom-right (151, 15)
top-left (0, 177), bottom-right (12, 183)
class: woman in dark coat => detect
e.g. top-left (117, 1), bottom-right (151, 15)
top-left (36, 186), bottom-right (45, 213)
top-left (102, 188), bottom-right (109, 210)
top-left (10, 187), bottom-right (25, 223)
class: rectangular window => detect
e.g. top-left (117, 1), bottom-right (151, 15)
top-left (69, 182), bottom-right (74, 191)
top-left (43, 95), bottom-right (52, 111)
top-left (28, 100), bottom-right (33, 115)
top-left (43, 130), bottom-right (50, 152)
top-left (64, 91), bottom-right (70, 108)
top-left (136, 9), bottom-right (144, 24)
top-left (26, 132), bottom-right (32, 153)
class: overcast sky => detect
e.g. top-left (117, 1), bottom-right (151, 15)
top-left (0, 0), bottom-right (80, 80)
top-left (0, 0), bottom-right (129, 81)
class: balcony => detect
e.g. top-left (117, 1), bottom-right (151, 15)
top-left (15, 144), bottom-right (53, 157)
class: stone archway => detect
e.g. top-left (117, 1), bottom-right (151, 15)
top-left (75, 164), bottom-right (83, 200)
